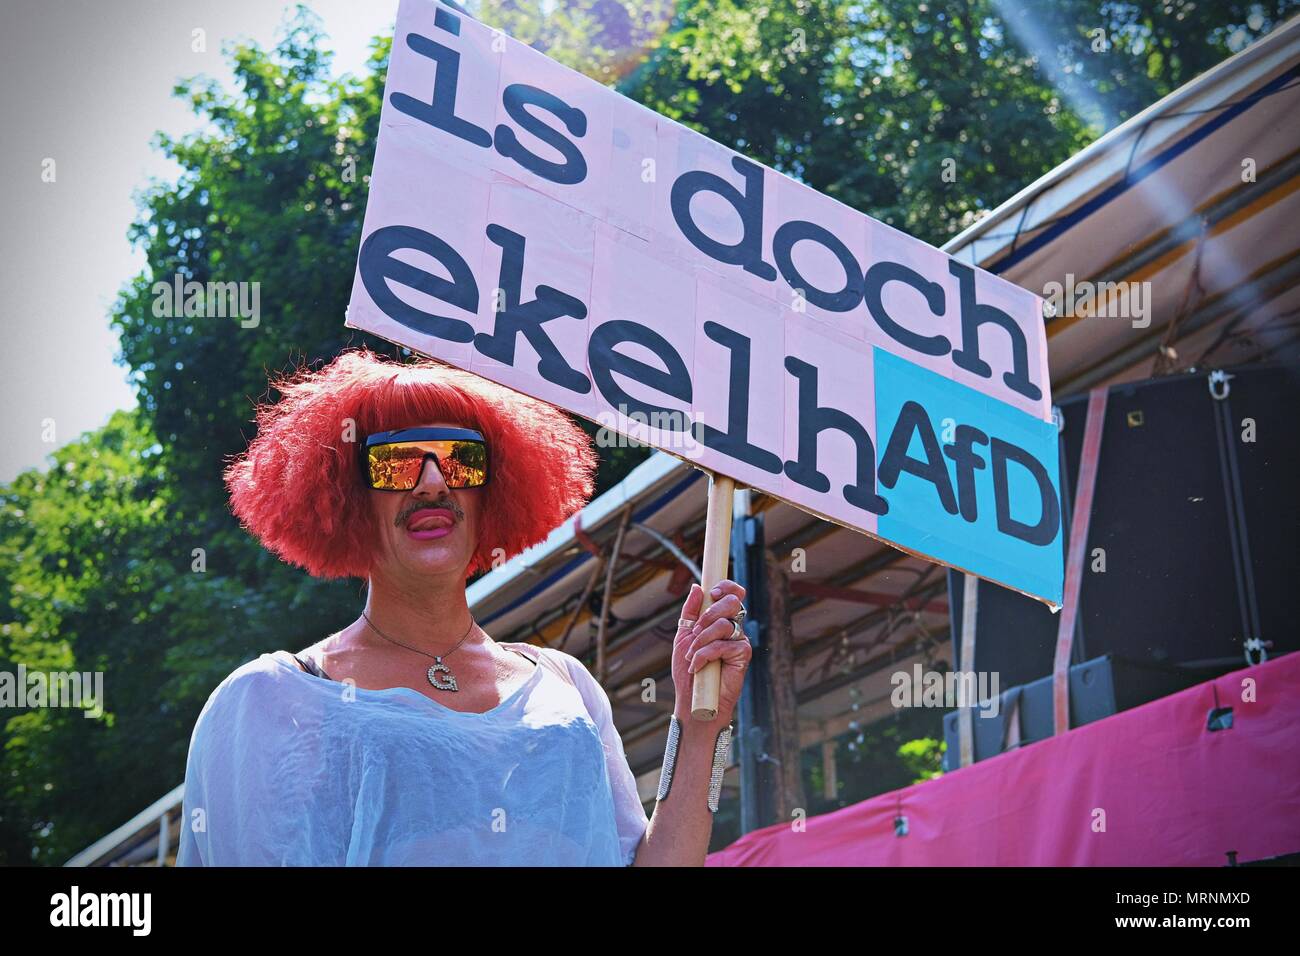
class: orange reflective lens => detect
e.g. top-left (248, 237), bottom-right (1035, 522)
top-left (364, 428), bottom-right (488, 491)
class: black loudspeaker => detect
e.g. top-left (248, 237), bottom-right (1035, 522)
top-left (941, 654), bottom-right (1206, 770)
top-left (949, 363), bottom-right (1300, 682)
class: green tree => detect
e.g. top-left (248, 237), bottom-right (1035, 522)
top-left (3, 413), bottom-right (203, 862)
top-left (620, 0), bottom-right (1298, 244)
top-left (111, 12), bottom-right (389, 572)
top-left (0, 407), bottom-right (357, 864)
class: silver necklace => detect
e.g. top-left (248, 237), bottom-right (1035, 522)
top-left (361, 611), bottom-right (476, 692)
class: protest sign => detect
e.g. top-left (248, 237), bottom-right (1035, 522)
top-left (346, 0), bottom-right (1065, 716)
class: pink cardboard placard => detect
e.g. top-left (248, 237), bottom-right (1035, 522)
top-left (346, 0), bottom-right (1062, 605)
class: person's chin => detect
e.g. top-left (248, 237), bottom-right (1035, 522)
top-left (394, 535), bottom-right (469, 573)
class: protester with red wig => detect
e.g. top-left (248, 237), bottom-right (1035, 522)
top-left (175, 347), bottom-right (752, 866)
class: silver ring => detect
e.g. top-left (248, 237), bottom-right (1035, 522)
top-left (729, 606), bottom-right (747, 639)
top-left (677, 617), bottom-right (698, 629)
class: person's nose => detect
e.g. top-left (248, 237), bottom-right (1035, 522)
top-left (411, 455), bottom-right (449, 498)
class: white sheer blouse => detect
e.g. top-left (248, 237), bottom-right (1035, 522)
top-left (175, 643), bottom-right (650, 866)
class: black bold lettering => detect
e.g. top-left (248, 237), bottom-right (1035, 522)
top-left (697, 322), bottom-right (782, 472)
top-left (669, 156), bottom-right (776, 281)
top-left (878, 401), bottom-right (958, 515)
top-left (494, 84), bottom-right (588, 185)
top-left (782, 356), bottom-right (888, 515)
top-left (358, 225), bottom-right (477, 342)
top-left (863, 261), bottom-right (950, 356)
top-left (474, 224), bottom-right (590, 394)
top-left (588, 320), bottom-right (693, 424)
top-left (772, 221), bottom-right (863, 312)
top-left (990, 437), bottom-right (1060, 545)
top-left (943, 424), bottom-right (989, 522)
top-left (390, 26), bottom-right (493, 148)
top-left (949, 260), bottom-right (1042, 402)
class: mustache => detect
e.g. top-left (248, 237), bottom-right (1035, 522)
top-left (395, 498), bottom-right (464, 527)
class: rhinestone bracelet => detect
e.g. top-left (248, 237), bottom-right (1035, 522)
top-left (656, 715), bottom-right (734, 813)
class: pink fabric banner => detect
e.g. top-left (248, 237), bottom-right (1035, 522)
top-left (708, 653), bottom-right (1300, 866)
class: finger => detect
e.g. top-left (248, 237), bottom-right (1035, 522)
top-left (688, 593), bottom-right (743, 636)
top-left (707, 579), bottom-right (747, 603)
top-left (677, 583), bottom-right (704, 631)
top-left (687, 635), bottom-right (751, 673)
top-left (684, 617), bottom-right (742, 660)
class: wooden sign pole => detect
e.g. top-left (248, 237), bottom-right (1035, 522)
top-left (690, 470), bottom-right (735, 721)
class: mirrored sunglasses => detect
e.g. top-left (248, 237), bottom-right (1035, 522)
top-left (363, 427), bottom-right (489, 491)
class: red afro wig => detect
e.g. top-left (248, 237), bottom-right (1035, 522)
top-left (223, 348), bottom-right (599, 580)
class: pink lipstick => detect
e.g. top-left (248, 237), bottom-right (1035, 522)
top-left (405, 508), bottom-right (456, 540)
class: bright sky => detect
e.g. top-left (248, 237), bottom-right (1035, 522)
top-left (0, 0), bottom-right (401, 483)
